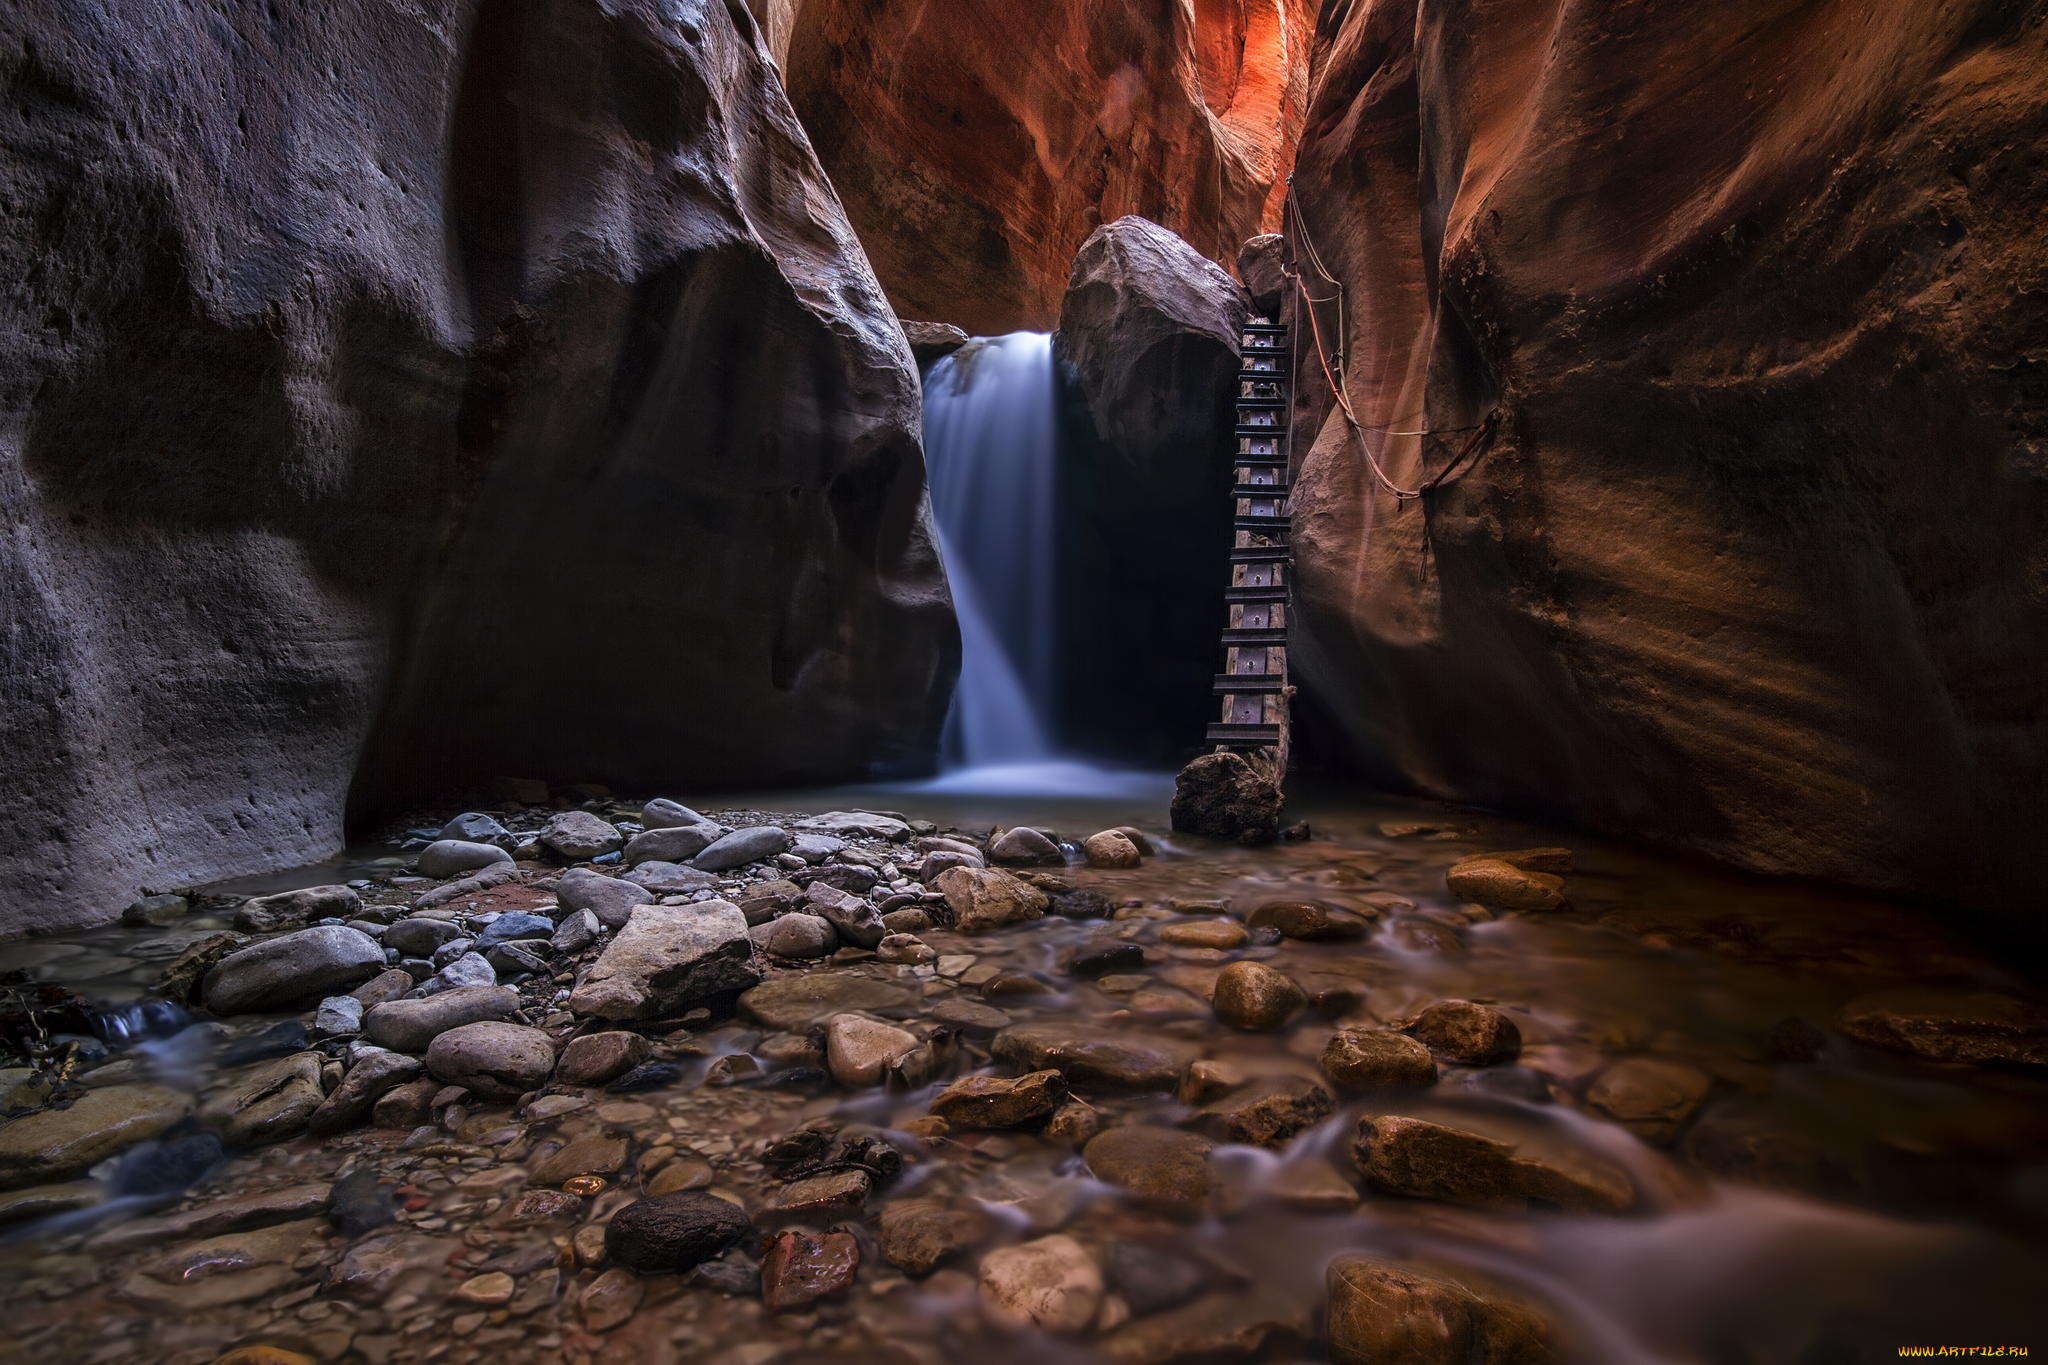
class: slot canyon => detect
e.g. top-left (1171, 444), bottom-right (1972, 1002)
top-left (0, 2), bottom-right (2042, 1363)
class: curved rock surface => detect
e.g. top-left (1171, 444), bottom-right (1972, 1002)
top-left (1055, 217), bottom-right (1248, 760)
top-left (0, 0), bottom-right (956, 934)
top-left (780, 0), bottom-right (1314, 332)
top-left (1287, 0), bottom-right (2048, 912)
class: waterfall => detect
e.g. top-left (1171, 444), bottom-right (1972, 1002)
top-left (922, 332), bottom-right (1060, 769)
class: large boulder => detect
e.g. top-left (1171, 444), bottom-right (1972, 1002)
top-left (1054, 217), bottom-right (1251, 761)
top-left (567, 902), bottom-right (761, 1020)
top-left (778, 3), bottom-right (1312, 333)
top-left (363, 985), bottom-right (521, 1053)
top-left (1237, 234), bottom-right (1289, 319)
top-left (1287, 0), bottom-right (2048, 913)
top-left (202, 926), bottom-right (384, 1015)
top-left (1326, 1258), bottom-right (1554, 1365)
top-left (1171, 751), bottom-right (1283, 844)
top-left (0, 0), bottom-right (954, 936)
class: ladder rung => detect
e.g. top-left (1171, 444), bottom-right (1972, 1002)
top-left (1221, 627), bottom-right (1287, 646)
top-left (1236, 396), bottom-right (1287, 410)
top-left (1242, 324), bottom-right (1287, 335)
top-left (1237, 368), bottom-right (1287, 379)
top-left (1207, 722), bottom-right (1283, 747)
top-left (1235, 455), bottom-right (1286, 467)
top-left (1224, 585), bottom-right (1288, 604)
top-left (1231, 481), bottom-right (1290, 497)
top-left (1233, 518), bottom-right (1290, 534)
top-left (1229, 545), bottom-right (1291, 563)
top-left (1234, 425), bottom-right (1284, 437)
top-left (1214, 673), bottom-right (1287, 694)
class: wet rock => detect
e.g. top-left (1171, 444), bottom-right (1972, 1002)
top-left (882, 906), bottom-right (934, 935)
top-left (989, 826), bottom-right (1064, 865)
top-left (694, 1250), bottom-right (762, 1295)
top-left (0, 1084), bottom-right (192, 1188)
top-left (1106, 1239), bottom-right (1207, 1315)
top-left (879, 1197), bottom-right (989, 1275)
top-left (1042, 884), bottom-right (1115, 919)
top-left (372, 1077), bottom-right (440, 1128)
top-left (413, 863), bottom-right (520, 909)
top-left (751, 911), bottom-right (837, 959)
top-left (825, 1014), bottom-right (920, 1087)
top-left (1084, 1126), bottom-right (1216, 1209)
top-left (579, 1265), bottom-right (644, 1331)
top-left (1101, 1293), bottom-right (1315, 1363)
top-left (607, 1062), bottom-right (684, 1093)
top-left (218, 1019), bottom-right (311, 1066)
top-left (931, 998), bottom-right (1013, 1033)
top-left (934, 865), bottom-right (1050, 932)
top-left (1212, 960), bottom-right (1306, 1031)
top-left (1247, 900), bottom-right (1373, 942)
top-left (1083, 830), bottom-right (1143, 868)
top-left (624, 822), bottom-right (722, 866)
top-left (363, 985), bottom-right (519, 1052)
top-left (220, 1053), bottom-right (327, 1146)
top-left (1070, 940), bottom-right (1147, 978)
top-left (568, 902), bottom-right (761, 1020)
top-left (903, 320), bottom-right (970, 362)
top-left (425, 1022), bottom-right (555, 1099)
top-left (202, 926), bottom-right (385, 1015)
top-left (441, 812), bottom-right (512, 845)
top-left (761, 1229), bottom-right (860, 1310)
top-left (874, 932), bottom-right (934, 965)
top-left (156, 932), bottom-right (244, 1004)
top-left (418, 840), bottom-right (514, 880)
top-left (1447, 858), bottom-right (1567, 912)
top-left (739, 974), bottom-right (916, 1030)
top-left (805, 882), bottom-right (886, 947)
top-left (235, 884), bottom-right (362, 932)
top-left (1170, 751), bottom-right (1282, 844)
top-left (0, 1181), bottom-right (103, 1225)
top-left (979, 1234), bottom-right (1104, 1334)
top-left (1323, 1029), bottom-right (1439, 1090)
top-left (1159, 920), bottom-right (1249, 949)
top-left (1352, 1115), bottom-right (1633, 1213)
top-left (384, 917), bottom-right (462, 957)
top-left (541, 811), bottom-right (624, 861)
top-left (1326, 1257), bottom-right (1555, 1365)
top-left (758, 1167), bottom-right (872, 1225)
top-left (312, 994), bottom-right (363, 1040)
top-left (930, 1069), bottom-right (1066, 1129)
top-left (553, 1032), bottom-right (650, 1088)
top-left (555, 868), bottom-right (653, 929)
top-left (1836, 987), bottom-right (2048, 1069)
top-left (309, 1049), bottom-right (424, 1134)
top-left (691, 825), bottom-right (792, 871)
top-left (475, 911), bottom-right (554, 950)
top-left (332, 1231), bottom-right (463, 1300)
top-left (551, 909), bottom-right (602, 954)
top-left (992, 1022), bottom-right (1200, 1093)
top-left (1196, 1075), bottom-right (1335, 1147)
top-left (1585, 1057), bottom-right (1713, 1142)
top-left (1412, 1001), bottom-right (1523, 1065)
top-left (605, 1191), bottom-right (750, 1273)
top-left (641, 798), bottom-right (710, 830)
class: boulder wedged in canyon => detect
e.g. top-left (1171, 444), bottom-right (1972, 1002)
top-left (1054, 218), bottom-right (1250, 761)
top-left (1286, 0), bottom-right (2048, 915)
top-left (0, 0), bottom-right (955, 934)
top-left (779, 0), bottom-right (1315, 333)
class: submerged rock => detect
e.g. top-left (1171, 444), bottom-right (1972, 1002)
top-left (879, 1198), bottom-right (989, 1275)
top-left (605, 1192), bottom-right (749, 1274)
top-left (761, 1229), bottom-right (860, 1310)
top-left (0, 1084), bottom-right (192, 1189)
top-left (1211, 960), bottom-right (1306, 1031)
top-left (1326, 1257), bottom-right (1555, 1365)
top-left (1835, 987), bottom-right (2048, 1069)
top-left (1083, 1126), bottom-right (1216, 1210)
top-left (567, 902), bottom-right (761, 1020)
top-left (1351, 1115), bottom-right (1633, 1214)
top-left (1322, 1029), bottom-right (1439, 1090)
top-left (1446, 858), bottom-right (1567, 912)
top-left (1586, 1057), bottom-right (1713, 1142)
top-left (1411, 1001), bottom-right (1523, 1066)
top-left (929, 1070), bottom-right (1066, 1129)
top-left (992, 1022), bottom-right (1199, 1093)
top-left (738, 974), bottom-right (916, 1030)
top-left (978, 1234), bottom-right (1104, 1334)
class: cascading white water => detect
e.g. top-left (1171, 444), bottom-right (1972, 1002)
top-left (917, 331), bottom-right (1169, 799)
top-left (921, 332), bottom-right (1061, 770)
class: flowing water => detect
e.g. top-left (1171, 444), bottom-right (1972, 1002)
top-left (0, 783), bottom-right (2042, 1364)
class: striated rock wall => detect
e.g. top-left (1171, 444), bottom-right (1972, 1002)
top-left (1287, 0), bottom-right (2048, 910)
top-left (0, 0), bottom-right (955, 935)
top-left (779, 0), bottom-right (1315, 334)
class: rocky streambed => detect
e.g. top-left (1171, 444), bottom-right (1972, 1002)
top-left (0, 788), bottom-right (2043, 1365)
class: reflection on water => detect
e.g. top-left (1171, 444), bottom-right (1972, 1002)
top-left (0, 780), bottom-right (2044, 1361)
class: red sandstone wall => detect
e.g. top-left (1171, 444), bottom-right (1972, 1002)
top-left (781, 0), bottom-right (1315, 334)
top-left (1286, 0), bottom-right (2048, 910)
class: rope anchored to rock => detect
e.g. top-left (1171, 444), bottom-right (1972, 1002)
top-left (1283, 181), bottom-right (1499, 501)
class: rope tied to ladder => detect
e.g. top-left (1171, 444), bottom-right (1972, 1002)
top-left (1282, 178), bottom-right (1499, 502)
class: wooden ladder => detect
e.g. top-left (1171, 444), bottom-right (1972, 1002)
top-left (1206, 320), bottom-right (1292, 760)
